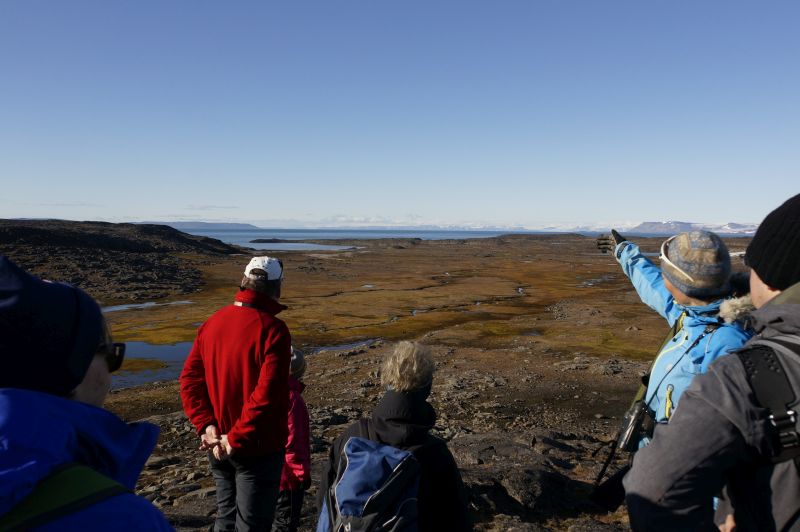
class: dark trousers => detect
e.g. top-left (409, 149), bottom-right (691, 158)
top-left (272, 489), bottom-right (305, 532)
top-left (209, 451), bottom-right (284, 532)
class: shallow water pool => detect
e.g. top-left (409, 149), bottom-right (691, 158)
top-left (111, 338), bottom-right (382, 389)
top-left (112, 341), bottom-right (192, 389)
top-left (103, 300), bottom-right (192, 313)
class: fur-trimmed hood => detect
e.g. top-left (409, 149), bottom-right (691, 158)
top-left (717, 272), bottom-right (755, 325)
top-left (719, 294), bottom-right (755, 325)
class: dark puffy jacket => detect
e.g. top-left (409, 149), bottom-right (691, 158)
top-left (180, 288), bottom-right (292, 455)
top-left (0, 389), bottom-right (172, 531)
top-left (624, 281), bottom-right (800, 531)
top-left (318, 389), bottom-right (471, 531)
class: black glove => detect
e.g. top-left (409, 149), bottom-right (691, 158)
top-left (596, 229), bottom-right (626, 254)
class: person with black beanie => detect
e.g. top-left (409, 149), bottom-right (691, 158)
top-left (624, 192), bottom-right (800, 531)
top-left (745, 193), bottom-right (800, 307)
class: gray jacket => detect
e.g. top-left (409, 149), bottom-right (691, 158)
top-left (624, 281), bottom-right (800, 532)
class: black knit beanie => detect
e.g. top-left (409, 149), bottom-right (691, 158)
top-left (745, 193), bottom-right (800, 290)
top-left (0, 255), bottom-right (104, 396)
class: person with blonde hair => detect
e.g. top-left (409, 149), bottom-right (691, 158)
top-left (380, 340), bottom-right (436, 392)
top-left (317, 341), bottom-right (470, 530)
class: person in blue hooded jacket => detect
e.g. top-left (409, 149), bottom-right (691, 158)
top-left (0, 255), bottom-right (172, 531)
top-left (597, 230), bottom-right (752, 443)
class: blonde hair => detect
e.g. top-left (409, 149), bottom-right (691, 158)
top-left (381, 341), bottom-right (435, 392)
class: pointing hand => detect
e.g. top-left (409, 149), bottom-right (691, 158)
top-left (596, 229), bottom-right (627, 254)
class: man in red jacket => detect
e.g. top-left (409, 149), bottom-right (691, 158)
top-left (180, 256), bottom-right (292, 532)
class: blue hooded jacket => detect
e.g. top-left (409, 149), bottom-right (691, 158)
top-left (615, 242), bottom-right (752, 430)
top-left (0, 388), bottom-right (173, 531)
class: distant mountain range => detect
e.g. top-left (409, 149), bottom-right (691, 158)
top-left (624, 221), bottom-right (757, 235)
top-left (132, 220), bottom-right (757, 235)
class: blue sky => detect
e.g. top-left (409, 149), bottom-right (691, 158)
top-left (1, 1), bottom-right (797, 228)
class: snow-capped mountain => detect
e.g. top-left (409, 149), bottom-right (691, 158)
top-left (626, 221), bottom-right (757, 235)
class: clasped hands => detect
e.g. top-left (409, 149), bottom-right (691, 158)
top-left (200, 425), bottom-right (233, 460)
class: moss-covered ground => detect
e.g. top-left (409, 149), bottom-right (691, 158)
top-left (106, 235), bottom-right (672, 359)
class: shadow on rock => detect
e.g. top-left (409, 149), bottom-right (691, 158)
top-left (450, 432), bottom-right (617, 529)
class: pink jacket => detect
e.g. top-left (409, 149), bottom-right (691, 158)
top-left (280, 376), bottom-right (311, 490)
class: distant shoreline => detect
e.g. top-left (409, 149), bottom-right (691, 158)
top-left (184, 227), bottom-right (755, 244)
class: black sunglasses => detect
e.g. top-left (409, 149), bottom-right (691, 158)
top-left (98, 342), bottom-right (126, 373)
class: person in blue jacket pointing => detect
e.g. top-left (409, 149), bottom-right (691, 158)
top-left (0, 255), bottom-right (173, 531)
top-left (597, 230), bottom-right (752, 445)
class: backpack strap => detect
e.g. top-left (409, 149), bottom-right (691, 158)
top-left (737, 338), bottom-right (800, 469)
top-left (657, 312), bottom-right (686, 354)
top-left (0, 463), bottom-right (129, 532)
top-left (645, 321), bottom-right (722, 417)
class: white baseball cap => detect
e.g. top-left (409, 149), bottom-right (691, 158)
top-left (244, 256), bottom-right (284, 281)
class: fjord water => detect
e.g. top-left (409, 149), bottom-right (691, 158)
top-left (186, 228), bottom-right (520, 249)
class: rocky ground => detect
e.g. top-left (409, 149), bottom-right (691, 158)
top-left (110, 339), bottom-right (646, 531)
top-left (3, 220), bottom-right (752, 530)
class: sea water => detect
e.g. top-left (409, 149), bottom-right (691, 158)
top-left (185, 228), bottom-right (524, 250)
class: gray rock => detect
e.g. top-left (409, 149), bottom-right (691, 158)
top-left (500, 467), bottom-right (564, 510)
top-left (145, 455), bottom-right (181, 470)
top-left (176, 486), bottom-right (217, 502)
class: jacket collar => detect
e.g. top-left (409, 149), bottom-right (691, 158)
top-left (680, 300), bottom-right (724, 322)
top-left (750, 281), bottom-right (800, 336)
top-left (234, 289), bottom-right (287, 314)
top-left (371, 389), bottom-right (436, 447)
top-left (771, 281), bottom-right (800, 306)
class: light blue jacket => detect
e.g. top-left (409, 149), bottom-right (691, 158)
top-left (615, 242), bottom-right (752, 428)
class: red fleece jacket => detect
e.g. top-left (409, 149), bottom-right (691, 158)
top-left (180, 289), bottom-right (291, 455)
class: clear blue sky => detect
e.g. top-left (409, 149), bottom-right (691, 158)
top-left (1, 1), bottom-right (798, 228)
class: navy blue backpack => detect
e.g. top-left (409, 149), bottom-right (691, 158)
top-left (317, 434), bottom-right (420, 532)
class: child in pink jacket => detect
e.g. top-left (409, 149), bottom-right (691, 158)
top-left (273, 348), bottom-right (311, 532)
